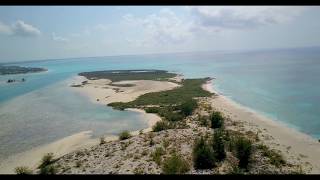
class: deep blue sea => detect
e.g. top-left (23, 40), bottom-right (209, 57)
top-left (1, 46), bottom-right (320, 160)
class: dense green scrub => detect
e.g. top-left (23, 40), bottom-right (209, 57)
top-left (0, 65), bottom-right (47, 75)
top-left (79, 69), bottom-right (177, 82)
top-left (108, 77), bottom-right (213, 122)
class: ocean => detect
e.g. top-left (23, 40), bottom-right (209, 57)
top-left (1, 46), bottom-right (320, 160)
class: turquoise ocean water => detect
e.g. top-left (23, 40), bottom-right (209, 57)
top-left (1, 46), bottom-right (320, 160)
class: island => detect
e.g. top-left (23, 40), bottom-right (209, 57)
top-left (0, 65), bottom-right (47, 75)
top-left (13, 69), bottom-right (316, 175)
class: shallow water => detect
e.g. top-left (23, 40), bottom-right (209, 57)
top-left (1, 46), bottom-right (320, 160)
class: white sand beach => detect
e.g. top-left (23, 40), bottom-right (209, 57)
top-left (71, 75), bottom-right (180, 105)
top-left (203, 80), bottom-right (320, 173)
top-left (0, 76), bottom-right (178, 174)
top-left (0, 131), bottom-right (99, 174)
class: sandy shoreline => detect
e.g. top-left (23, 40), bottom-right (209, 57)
top-left (203, 80), bottom-right (320, 173)
top-left (0, 76), bottom-right (169, 174)
top-left (71, 75), bottom-right (180, 105)
top-left (0, 131), bottom-right (98, 174)
top-left (3, 76), bottom-right (320, 174)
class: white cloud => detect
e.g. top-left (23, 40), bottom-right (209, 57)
top-left (52, 32), bottom-right (69, 43)
top-left (0, 20), bottom-right (41, 37)
top-left (123, 9), bottom-right (193, 46)
top-left (188, 6), bottom-right (305, 30)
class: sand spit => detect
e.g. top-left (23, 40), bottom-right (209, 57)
top-left (203, 80), bottom-right (320, 173)
top-left (70, 75), bottom-right (180, 105)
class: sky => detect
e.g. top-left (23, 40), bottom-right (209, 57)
top-left (1, 6), bottom-right (320, 62)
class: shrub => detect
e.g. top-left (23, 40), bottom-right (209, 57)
top-left (151, 146), bottom-right (165, 165)
top-left (145, 107), bottom-right (159, 113)
top-left (39, 164), bottom-right (58, 175)
top-left (164, 112), bottom-right (184, 122)
top-left (152, 121), bottom-right (170, 132)
top-left (38, 153), bottom-right (54, 169)
top-left (192, 137), bottom-right (215, 169)
top-left (198, 115), bottom-right (210, 127)
top-left (162, 153), bottom-right (190, 174)
top-left (163, 139), bottom-right (170, 150)
top-left (211, 111), bottom-right (224, 129)
top-left (14, 166), bottom-right (33, 175)
top-left (100, 137), bottom-right (106, 145)
top-left (180, 99), bottom-right (197, 116)
top-left (228, 166), bottom-right (245, 174)
top-left (133, 166), bottom-right (144, 174)
top-left (234, 136), bottom-right (252, 170)
top-left (119, 130), bottom-right (131, 140)
top-left (212, 129), bottom-right (226, 162)
top-left (257, 144), bottom-right (286, 167)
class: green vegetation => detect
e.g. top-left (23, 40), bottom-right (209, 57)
top-left (198, 115), bottom-right (210, 127)
top-left (79, 69), bottom-right (177, 82)
top-left (119, 131), bottom-right (131, 140)
top-left (162, 153), bottom-right (190, 174)
top-left (152, 121), bottom-right (171, 132)
top-left (211, 111), bottom-right (224, 129)
top-left (39, 165), bottom-right (58, 175)
top-left (38, 153), bottom-right (58, 175)
top-left (193, 136), bottom-right (215, 169)
top-left (14, 166), bottom-right (33, 175)
top-left (110, 83), bottom-right (136, 87)
top-left (99, 137), bottom-right (106, 145)
top-left (212, 129), bottom-right (226, 162)
top-left (162, 139), bottom-right (170, 150)
top-left (109, 78), bottom-right (213, 130)
top-left (133, 166), bottom-right (144, 174)
top-left (38, 153), bottom-right (55, 169)
top-left (0, 65), bottom-right (46, 75)
top-left (233, 136), bottom-right (253, 170)
top-left (180, 99), bottom-right (198, 116)
top-left (151, 147), bottom-right (165, 165)
top-left (256, 144), bottom-right (286, 167)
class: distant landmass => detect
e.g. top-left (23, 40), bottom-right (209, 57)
top-left (0, 65), bottom-right (47, 75)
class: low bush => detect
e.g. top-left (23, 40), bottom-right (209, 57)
top-left (38, 153), bottom-right (55, 169)
top-left (193, 137), bottom-right (215, 169)
top-left (119, 130), bottom-right (131, 140)
top-left (257, 144), bottom-right (286, 167)
top-left (234, 136), bottom-right (252, 170)
top-left (100, 137), bottom-right (106, 145)
top-left (38, 153), bottom-right (58, 174)
top-left (39, 164), bottom-right (58, 175)
top-left (198, 115), bottom-right (210, 127)
top-left (152, 121), bottom-right (170, 132)
top-left (151, 146), bottom-right (165, 165)
top-left (212, 129), bottom-right (226, 162)
top-left (14, 166), bottom-right (33, 175)
top-left (162, 153), bottom-right (190, 174)
top-left (180, 99), bottom-right (197, 116)
top-left (211, 111), bottom-right (224, 129)
top-left (145, 107), bottom-right (159, 113)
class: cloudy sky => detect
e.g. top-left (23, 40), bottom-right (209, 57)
top-left (0, 6), bottom-right (320, 62)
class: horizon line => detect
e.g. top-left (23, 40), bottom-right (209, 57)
top-left (1, 44), bottom-right (320, 65)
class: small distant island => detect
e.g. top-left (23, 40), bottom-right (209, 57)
top-left (0, 65), bottom-right (47, 75)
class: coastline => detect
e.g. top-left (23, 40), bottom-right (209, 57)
top-left (203, 80), bottom-right (320, 173)
top-left (0, 75), bottom-right (166, 174)
top-left (0, 131), bottom-right (98, 174)
top-left (3, 75), bottom-right (320, 174)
